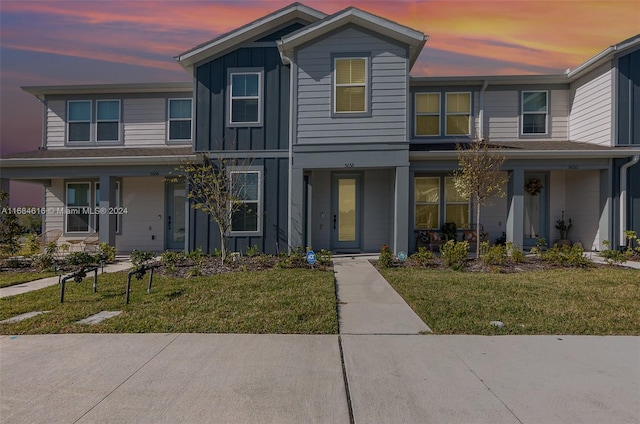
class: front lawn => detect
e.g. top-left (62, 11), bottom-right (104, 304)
top-left (0, 269), bottom-right (338, 334)
top-left (380, 267), bottom-right (640, 335)
top-left (0, 271), bottom-right (56, 288)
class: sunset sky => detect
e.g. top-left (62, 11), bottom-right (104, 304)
top-left (1, 0), bottom-right (639, 204)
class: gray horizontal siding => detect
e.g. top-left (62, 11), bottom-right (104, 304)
top-left (46, 100), bottom-right (65, 148)
top-left (296, 26), bottom-right (408, 145)
top-left (123, 98), bottom-right (166, 146)
top-left (569, 63), bottom-right (613, 146)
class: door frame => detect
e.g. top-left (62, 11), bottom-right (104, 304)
top-left (330, 172), bottom-right (363, 252)
top-left (523, 172), bottom-right (549, 248)
top-left (165, 180), bottom-right (186, 251)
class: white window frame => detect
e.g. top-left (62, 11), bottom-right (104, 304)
top-left (229, 71), bottom-right (263, 126)
top-left (415, 92), bottom-right (441, 137)
top-left (167, 98), bottom-right (193, 142)
top-left (96, 99), bottom-right (121, 142)
top-left (65, 181), bottom-right (92, 234)
top-left (445, 92), bottom-right (471, 136)
top-left (444, 176), bottom-right (470, 229)
top-left (229, 167), bottom-right (262, 236)
top-left (67, 100), bottom-right (92, 143)
top-left (414, 176), bottom-right (440, 230)
top-left (333, 57), bottom-right (368, 114)
top-left (521, 90), bottom-right (548, 135)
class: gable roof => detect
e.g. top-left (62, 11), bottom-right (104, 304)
top-left (567, 33), bottom-right (640, 81)
top-left (175, 2), bottom-right (326, 70)
top-left (277, 6), bottom-right (427, 68)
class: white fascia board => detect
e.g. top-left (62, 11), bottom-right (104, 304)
top-left (567, 34), bottom-right (640, 80)
top-left (0, 155), bottom-right (198, 168)
top-left (410, 148), bottom-right (640, 161)
top-left (176, 4), bottom-right (326, 68)
top-left (278, 8), bottom-right (426, 65)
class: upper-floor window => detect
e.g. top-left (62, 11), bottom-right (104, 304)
top-left (230, 169), bottom-right (261, 234)
top-left (334, 58), bottom-right (367, 113)
top-left (415, 93), bottom-right (440, 136)
top-left (96, 100), bottom-right (120, 142)
top-left (229, 71), bottom-right (262, 125)
top-left (68, 101), bottom-right (91, 142)
top-left (168, 98), bottom-right (192, 141)
top-left (446, 92), bottom-right (471, 136)
top-left (522, 91), bottom-right (547, 134)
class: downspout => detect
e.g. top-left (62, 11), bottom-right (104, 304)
top-left (620, 155), bottom-right (640, 248)
top-left (278, 44), bottom-right (295, 252)
top-left (478, 80), bottom-right (489, 140)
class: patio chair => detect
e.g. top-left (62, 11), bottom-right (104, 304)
top-left (83, 232), bottom-right (100, 253)
top-left (37, 229), bottom-right (62, 252)
top-left (415, 230), bottom-right (448, 252)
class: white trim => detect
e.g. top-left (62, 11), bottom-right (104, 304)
top-left (444, 92), bottom-right (471, 136)
top-left (167, 98), bottom-right (193, 142)
top-left (414, 92), bottom-right (440, 137)
top-left (228, 70), bottom-right (263, 126)
top-left (333, 57), bottom-right (368, 114)
top-left (96, 99), bottom-right (121, 142)
top-left (521, 90), bottom-right (549, 135)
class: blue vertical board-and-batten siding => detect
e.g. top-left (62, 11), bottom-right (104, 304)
top-left (617, 48), bottom-right (640, 145)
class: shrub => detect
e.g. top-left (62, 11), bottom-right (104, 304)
top-left (482, 244), bottom-right (507, 265)
top-left (32, 253), bottom-right (55, 271)
top-left (246, 244), bottom-right (259, 257)
top-left (543, 244), bottom-right (591, 267)
top-left (276, 247), bottom-right (306, 269)
top-left (409, 247), bottom-right (436, 267)
top-left (187, 247), bottom-right (205, 261)
top-left (440, 240), bottom-right (469, 270)
top-left (378, 244), bottom-right (394, 268)
top-left (160, 250), bottom-right (187, 272)
top-left (530, 238), bottom-right (547, 256)
top-left (130, 250), bottom-right (156, 267)
top-left (25, 233), bottom-right (41, 257)
top-left (66, 252), bottom-right (97, 266)
top-left (508, 242), bottom-right (526, 263)
top-left (317, 249), bottom-right (333, 266)
top-left (98, 242), bottom-right (116, 263)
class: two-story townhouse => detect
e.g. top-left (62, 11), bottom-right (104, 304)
top-left (2, 2), bottom-right (639, 254)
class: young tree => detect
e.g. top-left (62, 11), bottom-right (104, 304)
top-left (0, 191), bottom-right (22, 257)
top-left (171, 153), bottom-right (253, 264)
top-left (452, 139), bottom-right (509, 258)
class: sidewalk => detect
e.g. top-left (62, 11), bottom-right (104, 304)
top-left (0, 258), bottom-right (132, 298)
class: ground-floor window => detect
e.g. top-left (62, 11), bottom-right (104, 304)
top-left (414, 175), bottom-right (469, 230)
top-left (66, 182), bottom-right (91, 233)
top-left (230, 169), bottom-right (261, 234)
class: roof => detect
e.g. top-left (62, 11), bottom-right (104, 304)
top-left (567, 33), bottom-right (640, 80)
top-left (175, 2), bottom-right (326, 69)
top-left (410, 74), bottom-right (568, 87)
top-left (22, 82), bottom-right (192, 98)
top-left (277, 6), bottom-right (427, 68)
top-left (0, 147), bottom-right (196, 167)
top-left (410, 140), bottom-right (640, 160)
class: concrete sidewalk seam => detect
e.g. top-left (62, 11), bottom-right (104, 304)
top-left (338, 335), bottom-right (355, 424)
top-left (448, 345), bottom-right (525, 424)
top-left (71, 333), bottom-right (181, 424)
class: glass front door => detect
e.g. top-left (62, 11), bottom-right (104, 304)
top-left (331, 174), bottom-right (361, 252)
top-left (166, 182), bottom-right (186, 250)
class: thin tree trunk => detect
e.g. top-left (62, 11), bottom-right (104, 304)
top-left (219, 227), bottom-right (226, 265)
top-left (476, 198), bottom-right (481, 259)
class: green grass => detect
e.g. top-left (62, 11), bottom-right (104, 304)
top-left (380, 267), bottom-right (640, 335)
top-left (0, 271), bottom-right (56, 288)
top-left (0, 269), bottom-right (338, 334)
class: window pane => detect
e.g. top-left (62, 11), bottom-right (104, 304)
top-left (415, 204), bottom-right (439, 229)
top-left (446, 115), bottom-right (470, 135)
top-left (169, 121), bottom-right (191, 140)
top-left (232, 202), bottom-right (258, 232)
top-left (231, 99), bottom-right (259, 123)
top-left (232, 172), bottom-right (259, 201)
top-left (523, 114), bottom-right (546, 133)
top-left (336, 59), bottom-right (365, 84)
top-left (415, 177), bottom-right (439, 202)
top-left (446, 93), bottom-right (470, 113)
top-left (416, 93), bottom-right (439, 113)
top-left (97, 122), bottom-right (119, 141)
top-left (335, 87), bottom-right (365, 112)
top-left (69, 122), bottom-right (90, 142)
top-left (416, 115), bottom-right (439, 136)
top-left (446, 204), bottom-right (469, 229)
top-left (445, 177), bottom-right (467, 202)
top-left (170, 99), bottom-right (192, 119)
top-left (523, 92), bottom-right (547, 112)
top-left (67, 183), bottom-right (90, 232)
top-left (232, 74), bottom-right (259, 97)
top-left (68, 183), bottom-right (90, 206)
top-left (97, 101), bottom-right (119, 120)
top-left (69, 101), bottom-right (90, 121)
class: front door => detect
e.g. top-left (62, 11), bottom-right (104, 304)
top-left (331, 174), bottom-right (361, 252)
top-left (523, 172), bottom-right (548, 248)
top-left (166, 181), bottom-right (186, 250)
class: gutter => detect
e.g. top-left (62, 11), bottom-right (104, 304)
top-left (619, 155), bottom-right (640, 248)
top-left (478, 80), bottom-right (489, 140)
top-left (410, 148), bottom-right (640, 160)
top-left (279, 49), bottom-right (295, 251)
top-left (0, 155), bottom-right (198, 168)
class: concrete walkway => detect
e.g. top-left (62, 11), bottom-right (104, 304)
top-left (333, 256), bottom-right (431, 334)
top-left (0, 259), bottom-right (132, 298)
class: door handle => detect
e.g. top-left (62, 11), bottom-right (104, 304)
top-left (168, 216), bottom-right (172, 230)
top-left (333, 214), bottom-right (337, 230)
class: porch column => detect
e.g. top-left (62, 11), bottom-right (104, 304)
top-left (506, 168), bottom-right (524, 247)
top-left (393, 166), bottom-right (409, 254)
top-left (289, 167), bottom-right (304, 251)
top-left (0, 179), bottom-right (9, 205)
top-left (598, 168), bottom-right (611, 251)
top-left (98, 176), bottom-right (116, 246)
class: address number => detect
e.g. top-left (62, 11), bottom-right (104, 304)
top-left (345, 163), bottom-right (354, 168)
